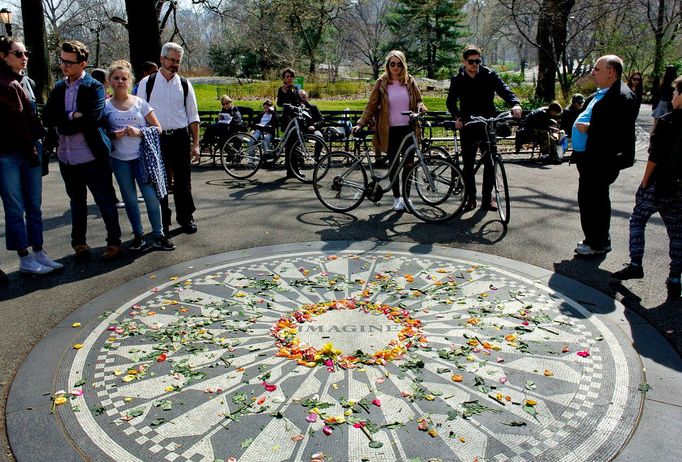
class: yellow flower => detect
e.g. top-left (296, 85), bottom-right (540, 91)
top-left (71, 322), bottom-right (81, 328)
top-left (54, 396), bottom-right (68, 405)
top-left (73, 343), bottom-right (84, 350)
top-left (122, 375), bottom-right (136, 382)
top-left (526, 399), bottom-right (537, 406)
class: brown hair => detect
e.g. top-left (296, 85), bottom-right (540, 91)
top-left (462, 45), bottom-right (482, 59)
top-left (383, 50), bottom-right (408, 85)
top-left (281, 68), bottom-right (295, 80)
top-left (62, 40), bottom-right (89, 63)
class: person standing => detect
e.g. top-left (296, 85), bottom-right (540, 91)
top-left (626, 72), bottom-right (644, 114)
top-left (137, 42), bottom-right (200, 235)
top-left (572, 55), bottom-right (637, 256)
top-left (446, 46), bottom-right (522, 212)
top-left (0, 37), bottom-right (62, 275)
top-left (43, 40), bottom-right (121, 260)
top-left (104, 60), bottom-right (175, 251)
top-left (276, 68), bottom-right (302, 179)
top-left (131, 61), bottom-right (158, 96)
top-left (354, 50), bottom-right (427, 212)
top-left (611, 77), bottom-right (682, 300)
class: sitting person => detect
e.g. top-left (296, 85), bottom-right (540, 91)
top-left (561, 94), bottom-right (585, 138)
top-left (200, 95), bottom-right (243, 149)
top-left (299, 90), bottom-right (323, 138)
top-left (249, 99), bottom-right (278, 158)
top-left (516, 102), bottom-right (564, 164)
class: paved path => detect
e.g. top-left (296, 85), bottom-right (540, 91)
top-left (1, 104), bottom-right (680, 461)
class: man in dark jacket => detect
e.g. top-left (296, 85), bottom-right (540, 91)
top-left (446, 46), bottom-right (522, 211)
top-left (612, 77), bottom-right (682, 300)
top-left (572, 55), bottom-right (637, 256)
top-left (43, 40), bottom-right (121, 260)
top-left (517, 102), bottom-right (563, 163)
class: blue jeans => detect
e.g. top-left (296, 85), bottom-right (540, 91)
top-left (110, 157), bottom-right (163, 237)
top-left (0, 150), bottom-right (43, 251)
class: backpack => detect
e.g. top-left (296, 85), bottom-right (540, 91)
top-left (145, 72), bottom-right (188, 108)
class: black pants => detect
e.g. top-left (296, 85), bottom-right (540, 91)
top-left (460, 123), bottom-right (494, 204)
top-left (387, 125), bottom-right (413, 197)
top-left (59, 159), bottom-right (121, 247)
top-left (160, 129), bottom-right (196, 228)
top-left (576, 159), bottom-right (619, 249)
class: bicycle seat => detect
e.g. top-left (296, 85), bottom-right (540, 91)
top-left (443, 120), bottom-right (457, 130)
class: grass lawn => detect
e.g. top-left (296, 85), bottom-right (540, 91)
top-left (194, 83), bottom-right (448, 113)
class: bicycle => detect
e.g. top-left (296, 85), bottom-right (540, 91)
top-left (220, 104), bottom-right (329, 182)
top-left (312, 112), bottom-right (466, 223)
top-left (450, 111), bottom-right (513, 225)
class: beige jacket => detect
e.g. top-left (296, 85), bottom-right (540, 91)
top-left (357, 74), bottom-right (426, 153)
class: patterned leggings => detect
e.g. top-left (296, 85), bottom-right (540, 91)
top-left (629, 185), bottom-right (682, 273)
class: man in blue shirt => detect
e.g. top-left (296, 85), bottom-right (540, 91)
top-left (572, 55), bottom-right (637, 256)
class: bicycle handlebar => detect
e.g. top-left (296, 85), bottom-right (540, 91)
top-left (465, 111), bottom-right (513, 126)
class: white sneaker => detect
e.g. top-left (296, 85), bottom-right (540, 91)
top-left (33, 250), bottom-right (64, 270)
top-left (20, 254), bottom-right (53, 275)
top-left (393, 197), bottom-right (405, 212)
top-left (574, 243), bottom-right (607, 256)
top-left (116, 201), bottom-right (125, 209)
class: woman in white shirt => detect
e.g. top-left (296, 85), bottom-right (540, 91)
top-left (104, 60), bottom-right (175, 251)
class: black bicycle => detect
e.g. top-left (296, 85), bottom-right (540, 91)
top-left (449, 111), bottom-right (513, 225)
top-left (313, 112), bottom-right (466, 223)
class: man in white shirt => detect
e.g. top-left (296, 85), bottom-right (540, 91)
top-left (137, 42), bottom-right (200, 234)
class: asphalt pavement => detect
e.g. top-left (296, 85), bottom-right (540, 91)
top-left (0, 103), bottom-right (679, 461)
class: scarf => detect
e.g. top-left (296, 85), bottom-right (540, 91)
top-left (139, 127), bottom-right (167, 198)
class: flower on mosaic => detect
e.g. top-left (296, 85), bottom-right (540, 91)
top-left (544, 369), bottom-right (554, 377)
top-left (311, 452), bottom-right (326, 462)
top-left (54, 396), bottom-right (68, 405)
top-left (291, 434), bottom-right (305, 442)
top-left (417, 418), bottom-right (429, 431)
top-left (452, 374), bottom-right (464, 382)
top-left (156, 353), bottom-right (167, 362)
top-left (562, 345), bottom-right (570, 353)
top-left (322, 425), bottom-right (333, 435)
top-left (499, 376), bottom-right (508, 384)
top-left (371, 398), bottom-right (381, 407)
top-left (261, 381), bottom-right (277, 392)
top-left (227, 458), bottom-right (237, 462)
top-left (72, 322), bottom-right (81, 328)
top-left (306, 413), bottom-right (318, 423)
top-left (576, 350), bottom-right (590, 357)
top-left (353, 421), bottom-right (366, 429)
top-left (73, 343), bottom-right (84, 349)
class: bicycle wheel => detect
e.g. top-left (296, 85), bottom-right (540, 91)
top-left (289, 134), bottom-right (329, 183)
top-left (403, 155), bottom-right (466, 223)
top-left (493, 157), bottom-right (510, 225)
top-left (221, 133), bottom-right (261, 179)
top-left (313, 151), bottom-right (367, 212)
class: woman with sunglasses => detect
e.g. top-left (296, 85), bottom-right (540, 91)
top-left (627, 72), bottom-right (644, 114)
top-left (354, 50), bottom-right (427, 212)
top-left (0, 37), bottom-right (63, 278)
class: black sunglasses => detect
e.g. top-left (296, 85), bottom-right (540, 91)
top-left (632, 77), bottom-right (642, 81)
top-left (59, 57), bottom-right (80, 66)
top-left (10, 50), bottom-right (30, 58)
top-left (467, 59), bottom-right (482, 65)
top-left (389, 61), bottom-right (403, 68)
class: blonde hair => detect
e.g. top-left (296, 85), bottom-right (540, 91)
top-left (220, 94), bottom-right (233, 105)
top-left (383, 50), bottom-right (408, 85)
top-left (107, 59), bottom-right (134, 83)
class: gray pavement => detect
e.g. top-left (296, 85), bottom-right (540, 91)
top-left (0, 104), bottom-right (680, 461)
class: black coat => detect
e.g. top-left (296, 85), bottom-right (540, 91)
top-left (446, 65), bottom-right (520, 120)
top-left (582, 80), bottom-right (637, 170)
top-left (648, 109), bottom-right (682, 197)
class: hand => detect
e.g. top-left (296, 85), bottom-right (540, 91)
top-left (575, 122), bottom-right (589, 133)
top-left (72, 111), bottom-right (83, 119)
top-left (454, 119), bottom-right (463, 130)
top-left (126, 126), bottom-right (141, 137)
top-left (419, 105), bottom-right (428, 114)
top-left (511, 105), bottom-right (522, 118)
top-left (191, 145), bottom-right (201, 162)
top-left (112, 128), bottom-right (126, 139)
top-left (352, 125), bottom-right (361, 134)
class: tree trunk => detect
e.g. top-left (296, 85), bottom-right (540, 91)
top-left (651, 0), bottom-right (666, 100)
top-left (535, 3), bottom-right (556, 102)
top-left (125, 0), bottom-right (162, 81)
top-left (21, 0), bottom-right (51, 103)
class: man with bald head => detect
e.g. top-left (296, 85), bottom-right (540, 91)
top-left (572, 55), bottom-right (637, 256)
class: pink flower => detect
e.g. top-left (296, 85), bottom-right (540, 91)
top-left (577, 350), bottom-right (590, 357)
top-left (371, 398), bottom-right (381, 407)
top-left (496, 356), bottom-right (505, 363)
top-left (306, 413), bottom-right (318, 423)
top-left (322, 425), bottom-right (333, 435)
top-left (522, 321), bottom-right (530, 326)
top-left (353, 422), bottom-right (366, 428)
top-left (72, 389), bottom-right (84, 396)
top-left (261, 381), bottom-right (277, 392)
top-left (499, 376), bottom-right (508, 384)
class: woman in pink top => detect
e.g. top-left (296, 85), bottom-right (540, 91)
top-left (354, 50), bottom-right (427, 212)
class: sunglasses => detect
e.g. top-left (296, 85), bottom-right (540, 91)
top-left (59, 57), bottom-right (80, 66)
top-left (467, 59), bottom-right (482, 65)
top-left (632, 77), bottom-right (642, 81)
top-left (389, 61), bottom-right (403, 68)
top-left (10, 50), bottom-right (31, 58)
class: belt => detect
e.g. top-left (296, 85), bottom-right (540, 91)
top-left (161, 127), bottom-right (188, 136)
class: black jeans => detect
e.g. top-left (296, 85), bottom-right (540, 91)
top-left (387, 125), bottom-right (413, 198)
top-left (160, 129), bottom-right (196, 228)
top-left (59, 159), bottom-right (121, 247)
top-left (576, 159), bottom-right (619, 249)
top-left (460, 123), bottom-right (494, 204)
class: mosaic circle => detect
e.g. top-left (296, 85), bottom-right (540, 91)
top-left (54, 248), bottom-right (642, 462)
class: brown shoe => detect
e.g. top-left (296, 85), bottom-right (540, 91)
top-left (73, 244), bottom-right (91, 259)
top-left (484, 201), bottom-right (498, 212)
top-left (463, 200), bottom-right (477, 212)
top-left (102, 245), bottom-right (122, 260)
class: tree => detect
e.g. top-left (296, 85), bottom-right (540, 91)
top-left (124, 0), bottom-right (161, 80)
top-left (21, 0), bottom-right (51, 102)
top-left (386, 0), bottom-right (467, 78)
top-left (339, 0), bottom-right (391, 79)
